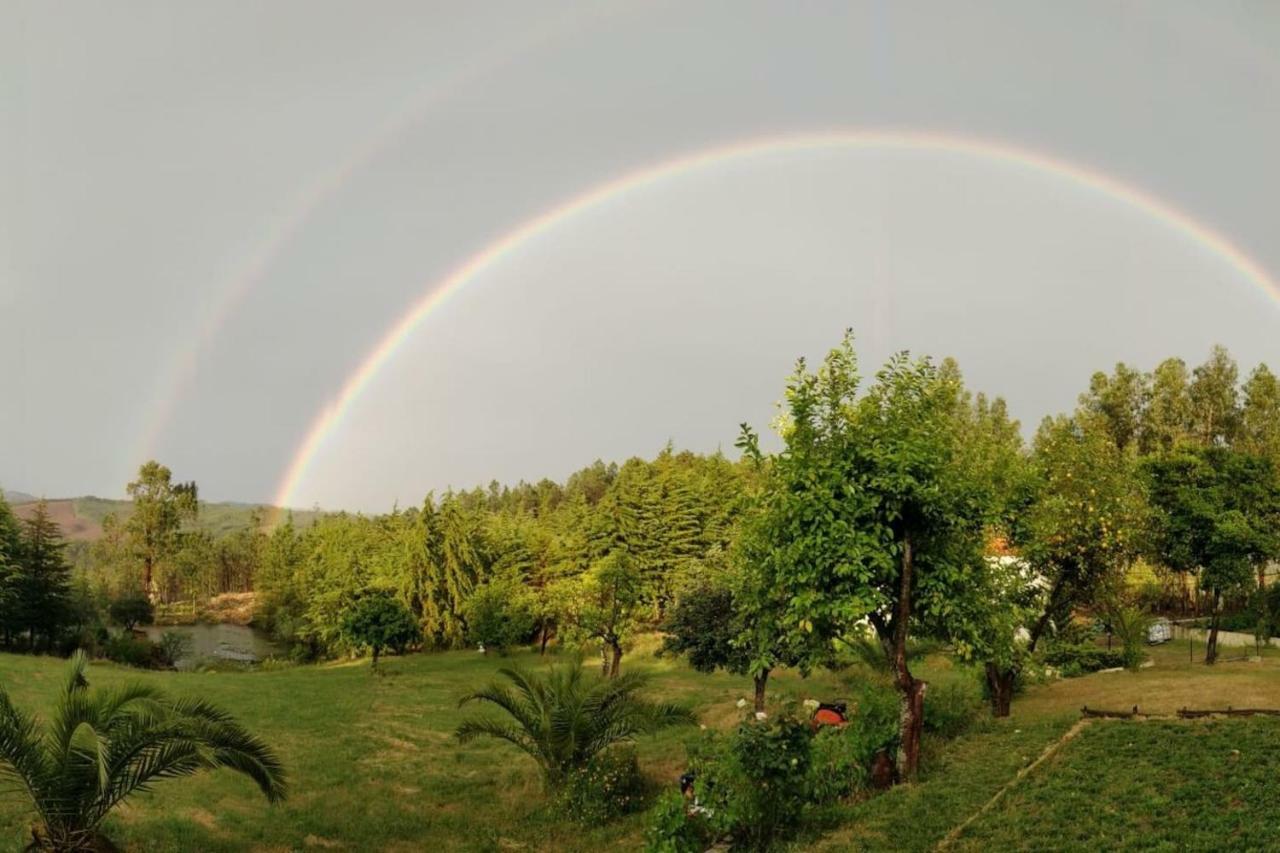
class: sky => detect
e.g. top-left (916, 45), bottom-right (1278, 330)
top-left (3, 0), bottom-right (1280, 512)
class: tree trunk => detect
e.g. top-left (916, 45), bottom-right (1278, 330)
top-left (601, 644), bottom-right (610, 676)
top-left (143, 555), bottom-right (154, 602)
top-left (608, 641), bottom-right (623, 678)
top-left (891, 533), bottom-right (926, 782)
top-left (753, 669), bottom-right (770, 713)
top-left (371, 646), bottom-right (380, 671)
top-left (1205, 589), bottom-right (1221, 665)
top-left (985, 663), bottom-right (1015, 718)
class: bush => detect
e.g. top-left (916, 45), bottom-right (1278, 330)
top-left (554, 746), bottom-right (646, 824)
top-left (685, 714), bottom-right (813, 851)
top-left (842, 678), bottom-right (901, 764)
top-left (339, 591), bottom-right (419, 668)
top-left (463, 578), bottom-right (536, 653)
top-left (1040, 643), bottom-right (1127, 678)
top-left (644, 790), bottom-right (713, 853)
top-left (103, 634), bottom-right (157, 668)
top-left (155, 631), bottom-right (193, 668)
top-left (108, 595), bottom-right (153, 631)
top-left (660, 582), bottom-right (748, 673)
top-left (924, 678), bottom-right (984, 739)
top-left (808, 727), bottom-right (866, 803)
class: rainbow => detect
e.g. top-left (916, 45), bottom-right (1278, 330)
top-left (272, 129), bottom-right (1280, 510)
top-left (128, 2), bottom-right (632, 477)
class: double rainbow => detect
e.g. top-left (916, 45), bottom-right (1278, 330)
top-left (272, 129), bottom-right (1280, 510)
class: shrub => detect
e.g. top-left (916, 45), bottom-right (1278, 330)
top-left (842, 678), bottom-right (901, 765)
top-left (644, 789), bottom-right (713, 853)
top-left (554, 746), bottom-right (646, 823)
top-left (808, 727), bottom-right (866, 803)
top-left (108, 595), bottom-right (153, 630)
top-left (686, 714), bottom-right (813, 851)
top-left (103, 634), bottom-right (157, 668)
top-left (156, 630), bottom-right (193, 668)
top-left (1040, 643), bottom-right (1127, 678)
top-left (456, 659), bottom-right (695, 788)
top-left (339, 591), bottom-right (420, 669)
top-left (463, 578), bottom-right (536, 653)
top-left (660, 582), bottom-right (748, 673)
top-left (924, 678), bottom-right (984, 739)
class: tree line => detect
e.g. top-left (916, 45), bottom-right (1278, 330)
top-left (18, 336), bottom-right (1280, 785)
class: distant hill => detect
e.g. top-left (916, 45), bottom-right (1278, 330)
top-left (1, 489), bottom-right (38, 505)
top-left (9, 496), bottom-right (323, 542)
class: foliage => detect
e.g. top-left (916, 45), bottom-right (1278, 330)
top-left (808, 726), bottom-right (868, 804)
top-left (685, 714), bottom-right (814, 851)
top-left (339, 591), bottom-right (419, 668)
top-left (102, 634), bottom-right (157, 668)
top-left (737, 333), bottom-right (999, 777)
top-left (0, 499), bottom-right (76, 653)
top-left (1144, 446), bottom-right (1280, 661)
top-left (0, 651), bottom-right (285, 850)
top-left (456, 659), bottom-right (695, 788)
top-left (156, 630), bottom-right (193, 668)
top-left (107, 595), bottom-right (153, 630)
top-left (644, 789), bottom-right (713, 853)
top-left (1038, 643), bottom-right (1127, 678)
top-left (556, 551), bottom-right (645, 677)
top-left (553, 746), bottom-right (646, 824)
top-left (1098, 594), bottom-right (1151, 670)
top-left (660, 580), bottom-right (749, 675)
top-left (123, 461), bottom-right (198, 598)
top-left (462, 573), bottom-right (536, 652)
top-left (923, 678), bottom-right (985, 739)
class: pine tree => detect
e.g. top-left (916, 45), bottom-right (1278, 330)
top-left (18, 500), bottom-right (73, 650)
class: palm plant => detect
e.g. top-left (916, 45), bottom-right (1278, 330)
top-left (456, 658), bottom-right (695, 787)
top-left (0, 652), bottom-right (286, 851)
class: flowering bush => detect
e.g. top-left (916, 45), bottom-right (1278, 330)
top-left (678, 713), bottom-right (813, 851)
top-left (643, 790), bottom-right (713, 853)
top-left (554, 746), bottom-right (646, 824)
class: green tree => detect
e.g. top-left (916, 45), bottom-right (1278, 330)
top-left (1144, 447), bottom-right (1280, 663)
top-left (462, 572), bottom-right (536, 653)
top-left (124, 462), bottom-right (197, 600)
top-left (1141, 357), bottom-right (1194, 454)
top-left (18, 500), bottom-right (74, 650)
top-left (108, 595), bottom-right (154, 631)
top-left (739, 334), bottom-right (993, 779)
top-left (1078, 363), bottom-right (1150, 453)
top-left (1189, 345), bottom-right (1241, 447)
top-left (0, 495), bottom-right (26, 647)
top-left (339, 591), bottom-right (420, 669)
top-left (456, 659), bottom-right (695, 788)
top-left (1240, 363), bottom-right (1280, 464)
top-left (558, 550), bottom-right (644, 677)
top-left (0, 651), bottom-right (285, 851)
top-left (983, 417), bottom-right (1146, 714)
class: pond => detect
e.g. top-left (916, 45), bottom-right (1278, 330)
top-left (140, 623), bottom-right (282, 668)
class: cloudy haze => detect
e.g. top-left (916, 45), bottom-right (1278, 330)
top-left (4, 1), bottom-right (1280, 511)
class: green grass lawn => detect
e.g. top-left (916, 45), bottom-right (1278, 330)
top-left (951, 717), bottom-right (1280, 851)
top-left (0, 639), bottom-right (1278, 851)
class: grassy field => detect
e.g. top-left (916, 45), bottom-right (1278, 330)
top-left (0, 639), bottom-right (1277, 851)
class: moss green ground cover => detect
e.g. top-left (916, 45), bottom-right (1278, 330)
top-left (0, 639), bottom-right (1277, 851)
top-left (952, 717), bottom-right (1280, 851)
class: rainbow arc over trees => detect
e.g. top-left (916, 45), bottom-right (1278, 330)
top-left (271, 129), bottom-right (1280, 510)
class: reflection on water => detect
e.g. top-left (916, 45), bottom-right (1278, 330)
top-left (140, 623), bottom-right (281, 668)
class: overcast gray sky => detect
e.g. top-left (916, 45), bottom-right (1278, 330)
top-left (4, 1), bottom-right (1280, 511)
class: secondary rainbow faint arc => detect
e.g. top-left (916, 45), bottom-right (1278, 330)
top-left (272, 129), bottom-right (1280, 510)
